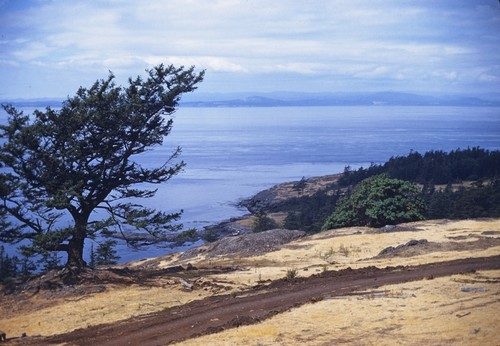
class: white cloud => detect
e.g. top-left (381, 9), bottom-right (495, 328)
top-left (272, 62), bottom-right (328, 74)
top-left (479, 74), bottom-right (500, 82)
top-left (431, 70), bottom-right (459, 82)
top-left (161, 56), bottom-right (248, 73)
top-left (354, 66), bottom-right (391, 79)
top-left (0, 0), bottom-right (499, 98)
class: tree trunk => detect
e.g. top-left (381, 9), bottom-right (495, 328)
top-left (66, 235), bottom-right (86, 268)
top-left (66, 218), bottom-right (88, 269)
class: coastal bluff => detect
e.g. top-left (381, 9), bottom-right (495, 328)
top-left (239, 173), bottom-right (342, 213)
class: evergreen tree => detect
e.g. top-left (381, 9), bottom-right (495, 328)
top-left (323, 174), bottom-right (425, 229)
top-left (39, 251), bottom-right (61, 272)
top-left (0, 246), bottom-right (17, 280)
top-left (0, 64), bottom-right (204, 270)
top-left (253, 209), bottom-right (278, 233)
top-left (95, 240), bottom-right (120, 265)
top-left (89, 243), bottom-right (97, 268)
top-left (19, 255), bottom-right (36, 277)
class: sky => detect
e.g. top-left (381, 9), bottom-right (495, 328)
top-left (0, 0), bottom-right (500, 100)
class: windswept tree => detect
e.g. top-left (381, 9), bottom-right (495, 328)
top-left (0, 64), bottom-right (204, 270)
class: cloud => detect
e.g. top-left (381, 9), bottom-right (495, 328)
top-left (0, 0), bottom-right (499, 98)
top-left (431, 70), bottom-right (459, 82)
top-left (146, 55), bottom-right (248, 73)
top-left (479, 74), bottom-right (500, 83)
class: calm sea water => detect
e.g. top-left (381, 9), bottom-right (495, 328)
top-left (152, 106), bottom-right (500, 224)
top-left (1, 106), bottom-right (499, 263)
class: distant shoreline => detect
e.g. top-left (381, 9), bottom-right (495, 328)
top-left (3, 91), bottom-right (500, 108)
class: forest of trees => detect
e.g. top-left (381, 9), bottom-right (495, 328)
top-left (338, 147), bottom-right (500, 187)
top-left (281, 147), bottom-right (500, 232)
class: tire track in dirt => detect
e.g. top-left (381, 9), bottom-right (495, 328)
top-left (14, 255), bottom-right (500, 346)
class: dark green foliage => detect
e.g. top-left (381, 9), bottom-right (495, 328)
top-left (0, 64), bottom-right (204, 269)
top-left (38, 251), bottom-right (61, 272)
top-left (338, 164), bottom-right (384, 187)
top-left (89, 240), bottom-right (120, 267)
top-left (0, 245), bottom-right (35, 280)
top-left (0, 246), bottom-right (18, 280)
top-left (200, 229), bottom-right (218, 243)
top-left (19, 255), bottom-right (36, 276)
top-left (283, 189), bottom-right (341, 233)
top-left (94, 240), bottom-right (120, 266)
top-left (89, 244), bottom-right (97, 268)
top-left (338, 147), bottom-right (500, 187)
top-left (425, 179), bottom-right (500, 219)
top-left (266, 148), bottom-right (500, 233)
top-left (323, 174), bottom-right (425, 229)
top-left (174, 228), bottom-right (199, 245)
top-left (293, 176), bottom-right (307, 193)
top-left (285, 268), bottom-right (298, 280)
top-left (253, 209), bottom-right (278, 233)
top-left (175, 228), bottom-right (198, 241)
top-left (278, 148), bottom-right (499, 232)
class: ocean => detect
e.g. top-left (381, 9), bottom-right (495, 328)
top-left (1, 106), bottom-right (499, 263)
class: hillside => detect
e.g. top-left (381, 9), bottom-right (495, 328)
top-left (6, 92), bottom-right (500, 110)
top-left (1, 218), bottom-right (499, 345)
top-left (180, 91), bottom-right (500, 107)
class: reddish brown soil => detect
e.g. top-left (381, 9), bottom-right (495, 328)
top-left (10, 255), bottom-right (500, 346)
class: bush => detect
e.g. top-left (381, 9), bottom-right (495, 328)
top-left (253, 209), bottom-right (278, 233)
top-left (323, 174), bottom-right (425, 229)
top-left (285, 268), bottom-right (298, 280)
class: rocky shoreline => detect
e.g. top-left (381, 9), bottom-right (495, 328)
top-left (106, 173), bottom-right (342, 247)
top-left (240, 173), bottom-right (342, 213)
top-left (199, 173), bottom-right (342, 241)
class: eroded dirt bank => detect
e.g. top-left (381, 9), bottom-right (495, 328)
top-left (13, 255), bottom-right (499, 346)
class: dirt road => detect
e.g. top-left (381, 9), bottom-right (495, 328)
top-left (13, 255), bottom-right (500, 345)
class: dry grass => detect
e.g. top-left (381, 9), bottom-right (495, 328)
top-left (0, 218), bottom-right (499, 342)
top-left (191, 219), bottom-right (500, 286)
top-left (177, 270), bottom-right (500, 346)
top-left (0, 284), bottom-right (209, 337)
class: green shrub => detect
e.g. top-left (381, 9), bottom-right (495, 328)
top-left (323, 174), bottom-right (425, 229)
top-left (285, 268), bottom-right (298, 280)
top-left (253, 209), bottom-right (278, 233)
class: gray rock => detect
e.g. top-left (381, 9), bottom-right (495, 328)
top-left (461, 287), bottom-right (487, 293)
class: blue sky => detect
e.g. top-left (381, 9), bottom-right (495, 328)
top-left (1, 0), bottom-right (499, 99)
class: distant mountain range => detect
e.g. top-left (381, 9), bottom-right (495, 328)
top-left (2, 91), bottom-right (500, 108)
top-left (180, 91), bottom-right (500, 107)
top-left (0, 98), bottom-right (64, 108)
